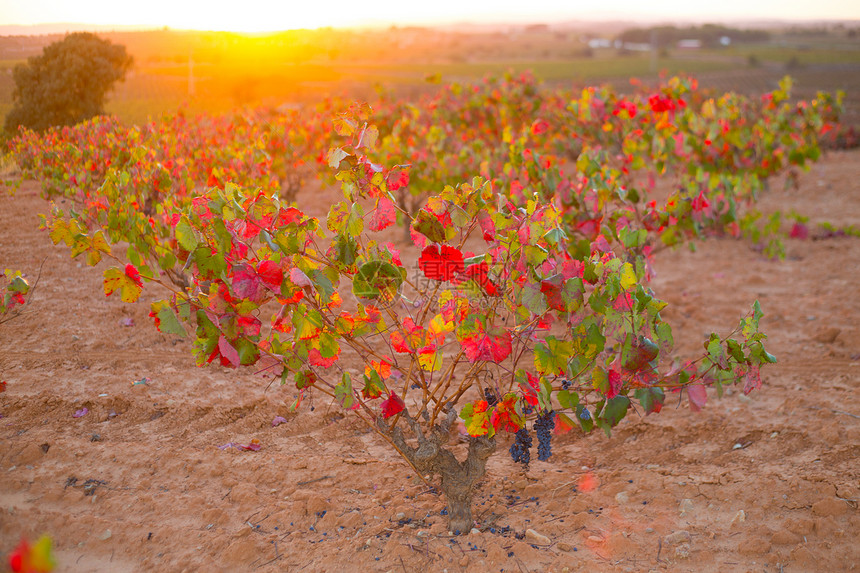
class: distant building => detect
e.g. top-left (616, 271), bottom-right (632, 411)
top-left (620, 42), bottom-right (652, 52)
top-left (677, 39), bottom-right (702, 49)
top-left (587, 38), bottom-right (612, 49)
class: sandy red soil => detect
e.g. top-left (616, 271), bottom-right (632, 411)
top-left (1, 150), bottom-right (858, 572)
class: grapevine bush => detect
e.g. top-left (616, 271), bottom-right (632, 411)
top-left (6, 74), bottom-right (839, 532)
top-left (0, 269), bottom-right (31, 324)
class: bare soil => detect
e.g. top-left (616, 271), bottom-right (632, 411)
top-left (1, 150), bottom-right (858, 572)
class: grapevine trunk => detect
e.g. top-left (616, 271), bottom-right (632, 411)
top-left (381, 410), bottom-right (496, 533)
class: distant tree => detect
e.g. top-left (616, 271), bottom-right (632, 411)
top-left (4, 32), bottom-right (133, 133)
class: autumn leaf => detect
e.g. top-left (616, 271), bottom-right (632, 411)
top-left (533, 336), bottom-right (571, 375)
top-left (461, 324), bottom-right (512, 363)
top-left (369, 196), bottom-right (396, 231)
top-left (380, 392), bottom-right (405, 418)
top-left (417, 345), bottom-right (443, 372)
top-left (419, 245), bottom-right (464, 281)
top-left (362, 369), bottom-right (387, 399)
top-left (687, 384), bottom-right (707, 412)
top-left (218, 335), bottom-right (241, 367)
top-left (8, 535), bottom-right (55, 573)
top-left (308, 348), bottom-right (338, 369)
top-left (103, 264), bottom-right (143, 303)
top-left (232, 265), bottom-right (263, 302)
top-left (256, 260), bottom-right (284, 289)
top-left (460, 400), bottom-right (492, 437)
top-left (459, 261), bottom-right (499, 296)
top-left (742, 364), bottom-right (762, 395)
top-left (365, 359), bottom-right (391, 379)
top-left (489, 394), bottom-right (524, 433)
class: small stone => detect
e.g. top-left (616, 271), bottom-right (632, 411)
top-left (470, 528), bottom-right (480, 535)
top-left (99, 529), bottom-right (112, 541)
top-left (674, 543), bottom-right (691, 559)
top-left (417, 531), bottom-right (429, 538)
top-left (615, 491), bottom-right (630, 504)
top-left (679, 498), bottom-right (694, 515)
top-left (556, 542), bottom-right (572, 552)
top-left (664, 531), bottom-right (691, 546)
top-left (737, 394), bottom-right (753, 404)
top-left (587, 535), bottom-right (603, 543)
top-left (645, 528), bottom-right (654, 534)
top-left (394, 512), bottom-right (406, 520)
top-left (365, 537), bottom-right (373, 547)
top-left (645, 464), bottom-right (660, 470)
top-left (525, 528), bottom-right (550, 545)
top-left (459, 555), bottom-right (469, 567)
top-left (730, 510), bottom-right (746, 528)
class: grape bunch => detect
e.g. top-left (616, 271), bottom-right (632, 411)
top-left (483, 387), bottom-right (499, 407)
top-left (534, 410), bottom-right (556, 462)
top-left (509, 428), bottom-right (532, 466)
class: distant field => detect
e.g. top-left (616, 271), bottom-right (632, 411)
top-left (2, 27), bottom-right (859, 128)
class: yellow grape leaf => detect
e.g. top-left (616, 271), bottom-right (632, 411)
top-left (620, 262), bottom-right (637, 291)
top-left (466, 410), bottom-right (490, 437)
top-left (428, 314), bottom-right (454, 344)
top-left (86, 231), bottom-right (112, 266)
top-left (103, 266), bottom-right (143, 303)
top-left (418, 346), bottom-right (443, 372)
top-left (70, 234), bottom-right (89, 258)
top-left (49, 219), bottom-right (71, 246)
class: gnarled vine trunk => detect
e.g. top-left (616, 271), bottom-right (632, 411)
top-left (379, 410), bottom-right (496, 533)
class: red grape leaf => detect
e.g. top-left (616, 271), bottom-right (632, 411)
top-left (380, 392), bottom-right (405, 418)
top-left (419, 245), bottom-right (464, 281)
top-left (478, 211), bottom-right (495, 242)
top-left (461, 325), bottom-right (512, 363)
top-left (409, 226), bottom-right (428, 250)
top-left (308, 348), bottom-right (337, 369)
top-left (687, 384), bottom-right (707, 412)
top-left (218, 336), bottom-right (241, 368)
top-left (459, 262), bottom-right (500, 296)
top-left (232, 264), bottom-right (265, 302)
top-left (489, 394), bottom-right (524, 433)
top-left (369, 197), bottom-right (396, 231)
top-left (257, 260), bottom-right (284, 290)
top-left (742, 364), bottom-right (762, 395)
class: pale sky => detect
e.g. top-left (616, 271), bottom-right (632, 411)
top-left (1, 0), bottom-right (859, 32)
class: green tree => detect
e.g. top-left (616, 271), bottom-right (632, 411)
top-left (4, 32), bottom-right (133, 133)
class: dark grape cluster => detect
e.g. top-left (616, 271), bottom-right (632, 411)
top-left (535, 410), bottom-right (556, 462)
top-left (509, 428), bottom-right (532, 466)
top-left (561, 379), bottom-right (571, 390)
top-left (483, 387), bottom-right (499, 407)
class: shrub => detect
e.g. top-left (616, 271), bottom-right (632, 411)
top-left (4, 32), bottom-right (133, 133)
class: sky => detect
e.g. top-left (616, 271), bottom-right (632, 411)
top-left (2, 0), bottom-right (859, 32)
